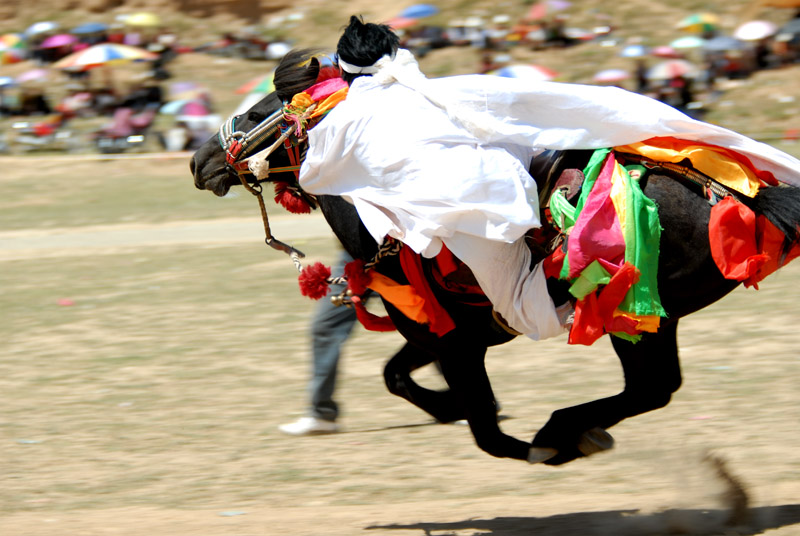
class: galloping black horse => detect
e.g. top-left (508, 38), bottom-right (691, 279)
top-left (190, 52), bottom-right (800, 465)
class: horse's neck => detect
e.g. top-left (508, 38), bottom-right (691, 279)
top-left (318, 195), bottom-right (379, 261)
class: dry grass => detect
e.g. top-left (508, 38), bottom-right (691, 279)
top-left (0, 154), bottom-right (799, 534)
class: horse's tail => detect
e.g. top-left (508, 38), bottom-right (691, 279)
top-left (754, 184), bottom-right (800, 258)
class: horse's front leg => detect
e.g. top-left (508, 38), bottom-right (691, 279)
top-left (436, 334), bottom-right (531, 461)
top-left (383, 342), bottom-right (467, 423)
top-left (532, 321), bottom-right (683, 465)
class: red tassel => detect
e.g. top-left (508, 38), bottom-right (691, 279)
top-left (298, 262), bottom-right (331, 299)
top-left (344, 259), bottom-right (371, 295)
top-left (274, 182), bottom-right (312, 214)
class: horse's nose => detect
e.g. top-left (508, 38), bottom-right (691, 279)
top-left (190, 156), bottom-right (205, 190)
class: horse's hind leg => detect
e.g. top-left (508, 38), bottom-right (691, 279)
top-left (532, 321), bottom-right (682, 465)
top-left (383, 343), bottom-right (468, 423)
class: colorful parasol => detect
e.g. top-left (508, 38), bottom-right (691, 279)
top-left (0, 33), bottom-right (26, 64)
top-left (669, 35), bottom-right (706, 49)
top-left (125, 12), bottom-right (161, 27)
top-left (702, 35), bottom-right (746, 52)
top-left (40, 33), bottom-right (79, 49)
top-left (592, 68), bottom-right (630, 83)
top-left (160, 99), bottom-right (210, 116)
top-left (489, 64), bottom-right (559, 81)
top-left (168, 81), bottom-right (211, 101)
top-left (620, 44), bottom-right (648, 58)
top-left (650, 45), bottom-right (684, 59)
top-left (734, 20), bottom-right (778, 41)
top-left (72, 22), bottom-right (110, 34)
top-left (16, 68), bottom-right (51, 84)
top-left (235, 72), bottom-right (275, 95)
top-left (676, 12), bottom-right (720, 34)
top-left (25, 21), bottom-right (59, 38)
top-left (399, 4), bottom-right (439, 19)
top-left (525, 0), bottom-right (572, 21)
top-left (384, 17), bottom-right (420, 30)
top-left (52, 43), bottom-right (158, 70)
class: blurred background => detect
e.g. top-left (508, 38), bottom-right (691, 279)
top-left (1, 0), bottom-right (800, 154)
top-left (2, 2), bottom-right (799, 535)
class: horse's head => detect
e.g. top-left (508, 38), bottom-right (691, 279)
top-left (190, 49), bottom-right (334, 197)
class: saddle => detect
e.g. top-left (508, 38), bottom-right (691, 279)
top-left (526, 149), bottom-right (593, 266)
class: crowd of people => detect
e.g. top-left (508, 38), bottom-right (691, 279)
top-left (399, 9), bottom-right (800, 121)
top-left (0, 17), bottom-right (221, 154)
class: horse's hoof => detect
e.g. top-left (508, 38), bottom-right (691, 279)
top-left (577, 427), bottom-right (614, 456)
top-left (528, 446), bottom-right (558, 464)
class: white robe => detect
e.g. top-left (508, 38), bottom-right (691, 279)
top-left (299, 51), bottom-right (800, 339)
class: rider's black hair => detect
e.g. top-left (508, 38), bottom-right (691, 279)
top-left (336, 15), bottom-right (399, 84)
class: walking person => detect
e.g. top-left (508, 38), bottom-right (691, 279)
top-left (279, 249), bottom-right (363, 435)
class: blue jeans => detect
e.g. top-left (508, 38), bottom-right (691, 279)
top-left (308, 250), bottom-right (364, 422)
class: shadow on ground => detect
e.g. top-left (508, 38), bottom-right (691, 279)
top-left (367, 504), bottom-right (800, 536)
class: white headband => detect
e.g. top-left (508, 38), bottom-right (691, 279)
top-left (337, 52), bottom-right (395, 75)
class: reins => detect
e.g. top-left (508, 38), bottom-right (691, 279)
top-left (219, 108), bottom-right (309, 258)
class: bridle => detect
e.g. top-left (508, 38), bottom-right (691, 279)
top-left (215, 91), bottom-right (385, 307)
top-left (218, 108), bottom-right (303, 180)
top-left (217, 107), bottom-right (311, 258)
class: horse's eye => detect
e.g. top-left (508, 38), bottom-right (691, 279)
top-left (246, 111), bottom-right (266, 123)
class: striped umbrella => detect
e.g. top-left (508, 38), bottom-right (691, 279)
top-left (52, 43), bottom-right (158, 70)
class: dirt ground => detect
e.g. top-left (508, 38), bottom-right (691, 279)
top-left (1, 157), bottom-right (799, 536)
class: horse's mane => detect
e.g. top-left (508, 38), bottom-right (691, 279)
top-left (274, 48), bottom-right (340, 102)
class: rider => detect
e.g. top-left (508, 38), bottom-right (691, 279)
top-left (297, 16), bottom-right (800, 339)
top-left (300, 16), bottom-right (566, 339)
